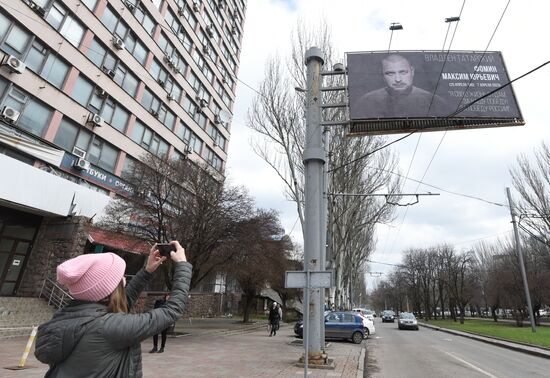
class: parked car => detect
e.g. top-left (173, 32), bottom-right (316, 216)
top-left (294, 311), bottom-right (369, 344)
top-left (352, 308), bottom-right (375, 322)
top-left (398, 312), bottom-right (419, 330)
top-left (353, 312), bottom-right (376, 337)
top-left (381, 310), bottom-right (395, 323)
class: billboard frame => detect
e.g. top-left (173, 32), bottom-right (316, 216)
top-left (345, 50), bottom-right (525, 136)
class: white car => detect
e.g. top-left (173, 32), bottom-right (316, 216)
top-left (352, 308), bottom-right (375, 322)
top-left (354, 312), bottom-right (376, 337)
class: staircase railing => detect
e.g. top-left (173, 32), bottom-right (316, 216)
top-left (39, 277), bottom-right (73, 309)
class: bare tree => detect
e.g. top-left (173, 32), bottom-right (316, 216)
top-left (247, 19), bottom-right (401, 310)
top-left (100, 155), bottom-right (254, 289)
top-left (511, 142), bottom-right (550, 248)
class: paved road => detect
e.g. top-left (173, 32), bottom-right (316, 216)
top-left (366, 319), bottom-right (550, 378)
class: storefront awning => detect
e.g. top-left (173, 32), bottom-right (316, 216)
top-left (88, 228), bottom-right (151, 255)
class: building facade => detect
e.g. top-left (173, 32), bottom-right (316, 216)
top-left (0, 0), bottom-right (246, 296)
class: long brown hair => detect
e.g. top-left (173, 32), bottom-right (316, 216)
top-left (107, 281), bottom-right (128, 313)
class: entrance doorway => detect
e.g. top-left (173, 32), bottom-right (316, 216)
top-left (0, 208), bottom-right (41, 296)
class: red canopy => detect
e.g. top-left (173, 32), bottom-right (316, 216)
top-left (88, 228), bottom-right (150, 255)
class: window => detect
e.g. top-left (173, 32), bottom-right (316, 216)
top-left (121, 155), bottom-right (137, 178)
top-left (54, 118), bottom-right (119, 173)
top-left (151, 0), bottom-right (163, 11)
top-left (71, 76), bottom-right (94, 107)
top-left (87, 38), bottom-right (107, 67)
top-left (0, 84), bottom-right (53, 137)
top-left (40, 54), bottom-right (69, 89)
top-left (183, 96), bottom-right (198, 118)
top-left (114, 65), bottom-right (139, 96)
top-left (176, 1), bottom-right (198, 29)
top-left (2, 24), bottom-right (30, 57)
top-left (100, 99), bottom-right (129, 133)
top-left (176, 120), bottom-right (202, 154)
top-left (203, 147), bottom-right (222, 171)
top-left (100, 5), bottom-right (148, 64)
top-left (0, 15), bottom-right (70, 89)
top-left (70, 75), bottom-right (130, 133)
top-left (86, 37), bottom-right (139, 97)
top-left (130, 120), bottom-right (169, 157)
top-left (134, 4), bottom-right (156, 36)
top-left (194, 111), bottom-right (206, 129)
top-left (46, 2), bottom-right (85, 48)
top-left (81, 0), bottom-right (98, 11)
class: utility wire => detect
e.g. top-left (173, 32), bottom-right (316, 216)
top-left (453, 0), bottom-right (512, 114)
top-left (387, 0), bottom-right (468, 258)
top-left (329, 58), bottom-right (550, 175)
top-left (364, 164), bottom-right (507, 207)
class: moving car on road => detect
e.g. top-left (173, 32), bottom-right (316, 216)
top-left (381, 310), bottom-right (395, 323)
top-left (398, 312), bottom-right (419, 330)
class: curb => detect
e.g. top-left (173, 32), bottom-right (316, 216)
top-left (357, 347), bottom-right (365, 378)
top-left (419, 322), bottom-right (550, 360)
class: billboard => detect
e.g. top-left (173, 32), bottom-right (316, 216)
top-left (346, 51), bottom-right (524, 135)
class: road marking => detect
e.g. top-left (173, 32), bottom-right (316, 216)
top-left (443, 351), bottom-right (499, 378)
top-left (443, 338), bottom-right (453, 342)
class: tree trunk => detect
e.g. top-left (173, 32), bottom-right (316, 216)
top-left (491, 305), bottom-right (499, 322)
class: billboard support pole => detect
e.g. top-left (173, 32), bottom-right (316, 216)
top-left (506, 187), bottom-right (536, 333)
top-left (303, 46), bottom-right (325, 367)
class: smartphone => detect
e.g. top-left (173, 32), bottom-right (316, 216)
top-left (156, 243), bottom-right (175, 257)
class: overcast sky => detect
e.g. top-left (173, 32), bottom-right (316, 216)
top-left (224, 0), bottom-right (550, 291)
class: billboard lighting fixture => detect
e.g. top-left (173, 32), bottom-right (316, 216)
top-left (445, 16), bottom-right (460, 23)
top-left (389, 23), bottom-right (403, 31)
top-left (294, 86), bottom-right (306, 93)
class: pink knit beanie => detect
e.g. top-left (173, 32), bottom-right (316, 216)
top-left (57, 253), bottom-right (126, 302)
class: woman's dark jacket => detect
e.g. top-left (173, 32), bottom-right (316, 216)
top-left (34, 261), bottom-right (192, 377)
top-left (268, 307), bottom-right (281, 325)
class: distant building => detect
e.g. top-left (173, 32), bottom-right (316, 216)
top-left (0, 0), bottom-right (246, 297)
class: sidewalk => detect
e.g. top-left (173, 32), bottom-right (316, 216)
top-left (419, 322), bottom-right (550, 360)
top-left (0, 319), bottom-right (365, 377)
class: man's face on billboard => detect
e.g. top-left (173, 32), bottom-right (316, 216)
top-left (382, 56), bottom-right (414, 94)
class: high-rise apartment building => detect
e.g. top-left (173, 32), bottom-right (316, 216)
top-left (0, 0), bottom-right (246, 296)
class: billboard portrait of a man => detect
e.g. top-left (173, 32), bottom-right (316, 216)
top-left (351, 54), bottom-right (449, 118)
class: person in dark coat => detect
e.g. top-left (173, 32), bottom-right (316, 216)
top-left (34, 241), bottom-right (191, 378)
top-left (149, 294), bottom-right (171, 353)
top-left (268, 302), bottom-right (281, 336)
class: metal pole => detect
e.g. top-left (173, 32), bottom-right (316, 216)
top-left (506, 187), bottom-right (536, 333)
top-left (303, 271), bottom-right (310, 377)
top-left (303, 46), bottom-right (325, 363)
top-left (319, 127), bottom-right (329, 350)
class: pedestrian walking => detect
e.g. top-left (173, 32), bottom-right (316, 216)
top-left (34, 241), bottom-right (192, 377)
top-left (149, 294), bottom-right (171, 353)
top-left (268, 302), bottom-right (281, 337)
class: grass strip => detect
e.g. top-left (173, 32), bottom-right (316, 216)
top-left (424, 319), bottom-right (550, 349)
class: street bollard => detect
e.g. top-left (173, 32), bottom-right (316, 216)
top-left (18, 326), bottom-right (38, 368)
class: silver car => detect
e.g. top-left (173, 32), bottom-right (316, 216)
top-left (398, 312), bottom-right (419, 330)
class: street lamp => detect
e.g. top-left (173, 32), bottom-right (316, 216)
top-left (388, 22), bottom-right (403, 51)
top-left (445, 16), bottom-right (460, 23)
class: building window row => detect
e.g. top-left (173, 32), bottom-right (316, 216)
top-left (45, 1), bottom-right (86, 48)
top-left (131, 120), bottom-right (169, 158)
top-left (170, 0), bottom-right (237, 94)
top-left (0, 12), bottom-right (70, 90)
top-left (100, 3), bottom-right (148, 65)
top-left (175, 119), bottom-right (202, 154)
top-left (54, 118), bottom-right (119, 173)
top-left (140, 86), bottom-right (177, 130)
top-left (0, 77), bottom-right (53, 138)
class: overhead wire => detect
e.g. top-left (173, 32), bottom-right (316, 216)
top-left (384, 0), bottom-right (467, 259)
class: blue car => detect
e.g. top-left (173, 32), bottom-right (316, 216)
top-left (294, 311), bottom-right (366, 344)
